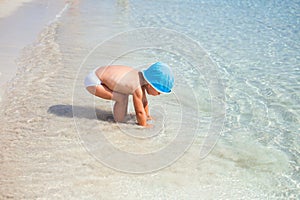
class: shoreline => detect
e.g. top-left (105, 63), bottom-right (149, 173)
top-left (0, 0), bottom-right (34, 19)
top-left (0, 0), bottom-right (66, 102)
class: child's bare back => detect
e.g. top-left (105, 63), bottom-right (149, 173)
top-left (96, 65), bottom-right (141, 95)
top-left (84, 62), bottom-right (174, 127)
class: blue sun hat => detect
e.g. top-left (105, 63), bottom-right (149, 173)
top-left (142, 62), bottom-right (174, 94)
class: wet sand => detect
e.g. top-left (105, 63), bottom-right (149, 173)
top-left (0, 0), bottom-right (65, 101)
top-left (0, 1), bottom-right (77, 199)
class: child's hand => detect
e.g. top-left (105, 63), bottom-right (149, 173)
top-left (145, 123), bottom-right (154, 128)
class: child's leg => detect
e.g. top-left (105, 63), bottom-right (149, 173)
top-left (86, 85), bottom-right (128, 122)
top-left (112, 92), bottom-right (128, 122)
top-left (86, 85), bottom-right (113, 100)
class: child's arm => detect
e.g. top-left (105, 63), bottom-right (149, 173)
top-left (142, 88), bottom-right (152, 120)
top-left (133, 88), bottom-right (148, 126)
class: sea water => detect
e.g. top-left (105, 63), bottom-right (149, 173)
top-left (1, 0), bottom-right (299, 199)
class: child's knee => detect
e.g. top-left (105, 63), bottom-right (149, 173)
top-left (112, 92), bottom-right (128, 103)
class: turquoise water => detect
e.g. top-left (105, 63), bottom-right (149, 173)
top-left (5, 0), bottom-right (298, 198)
top-left (128, 0), bottom-right (300, 192)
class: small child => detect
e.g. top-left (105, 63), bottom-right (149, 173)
top-left (84, 62), bottom-right (174, 127)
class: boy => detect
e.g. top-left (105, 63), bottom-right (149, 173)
top-left (84, 62), bottom-right (174, 127)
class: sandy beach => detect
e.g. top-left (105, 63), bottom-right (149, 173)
top-left (0, 0), bottom-right (299, 199)
top-left (0, 0), bottom-right (74, 198)
top-left (0, 0), bottom-right (31, 101)
top-left (0, 0), bottom-right (34, 19)
top-left (0, 0), bottom-right (65, 101)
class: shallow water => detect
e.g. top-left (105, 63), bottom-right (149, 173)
top-left (0, 0), bottom-right (299, 199)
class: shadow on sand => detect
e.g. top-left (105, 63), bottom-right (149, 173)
top-left (47, 104), bottom-right (114, 122)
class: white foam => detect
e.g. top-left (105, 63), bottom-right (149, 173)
top-left (48, 3), bottom-right (70, 24)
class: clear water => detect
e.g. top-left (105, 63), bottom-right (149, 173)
top-left (1, 0), bottom-right (299, 199)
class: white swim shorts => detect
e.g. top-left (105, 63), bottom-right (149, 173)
top-left (84, 69), bottom-right (101, 87)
